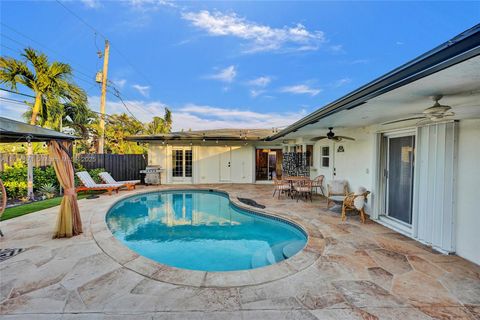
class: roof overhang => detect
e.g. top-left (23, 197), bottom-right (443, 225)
top-left (267, 24), bottom-right (480, 141)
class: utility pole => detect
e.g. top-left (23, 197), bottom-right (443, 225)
top-left (98, 39), bottom-right (110, 154)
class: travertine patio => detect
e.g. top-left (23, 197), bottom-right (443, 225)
top-left (1, 184), bottom-right (479, 319)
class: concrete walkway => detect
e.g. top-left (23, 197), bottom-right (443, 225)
top-left (1, 184), bottom-right (479, 319)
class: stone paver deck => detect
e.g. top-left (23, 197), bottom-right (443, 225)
top-left (1, 184), bottom-right (479, 319)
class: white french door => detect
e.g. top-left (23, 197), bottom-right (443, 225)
top-left (172, 147), bottom-right (193, 182)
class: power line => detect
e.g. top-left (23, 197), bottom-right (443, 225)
top-left (1, 23), bottom-right (98, 82)
top-left (54, 0), bottom-right (154, 88)
top-left (54, 0), bottom-right (106, 38)
top-left (0, 88), bottom-right (36, 99)
top-left (0, 97), bottom-right (29, 105)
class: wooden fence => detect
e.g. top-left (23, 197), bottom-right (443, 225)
top-left (0, 153), bottom-right (52, 171)
top-left (1, 153), bottom-right (148, 182)
top-left (74, 154), bottom-right (148, 181)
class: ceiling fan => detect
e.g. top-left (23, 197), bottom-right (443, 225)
top-left (310, 127), bottom-right (355, 142)
top-left (382, 95), bottom-right (455, 125)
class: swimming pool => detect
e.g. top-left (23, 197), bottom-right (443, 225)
top-left (106, 190), bottom-right (307, 271)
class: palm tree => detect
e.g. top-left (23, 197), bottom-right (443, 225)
top-left (0, 47), bottom-right (87, 126)
top-left (0, 48), bottom-right (88, 199)
top-left (146, 108), bottom-right (172, 134)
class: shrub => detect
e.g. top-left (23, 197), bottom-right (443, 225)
top-left (87, 168), bottom-right (106, 184)
top-left (3, 180), bottom-right (28, 199)
top-left (38, 183), bottom-right (57, 199)
top-left (34, 166), bottom-right (59, 190)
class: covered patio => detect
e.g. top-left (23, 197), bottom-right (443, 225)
top-left (1, 184), bottom-right (478, 319)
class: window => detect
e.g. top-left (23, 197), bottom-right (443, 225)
top-left (321, 146), bottom-right (330, 167)
top-left (172, 148), bottom-right (192, 178)
top-left (185, 150), bottom-right (192, 177)
top-left (172, 150), bottom-right (184, 177)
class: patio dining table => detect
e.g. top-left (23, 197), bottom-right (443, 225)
top-left (283, 176), bottom-right (311, 198)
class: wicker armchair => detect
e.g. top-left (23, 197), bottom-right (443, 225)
top-left (342, 187), bottom-right (370, 223)
top-left (311, 175), bottom-right (325, 196)
top-left (326, 180), bottom-right (349, 209)
top-left (294, 179), bottom-right (313, 202)
top-left (273, 177), bottom-right (291, 199)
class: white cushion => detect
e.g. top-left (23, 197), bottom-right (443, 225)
top-left (329, 180), bottom-right (347, 194)
top-left (354, 197), bottom-right (365, 210)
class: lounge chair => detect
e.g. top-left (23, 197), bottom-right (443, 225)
top-left (326, 180), bottom-right (349, 209)
top-left (99, 172), bottom-right (140, 190)
top-left (342, 187), bottom-right (370, 223)
top-left (76, 171), bottom-right (123, 195)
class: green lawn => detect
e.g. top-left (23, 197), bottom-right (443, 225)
top-left (1, 192), bottom-right (103, 221)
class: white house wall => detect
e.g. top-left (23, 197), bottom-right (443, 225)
top-left (311, 127), bottom-right (375, 213)
top-left (148, 144), bottom-right (254, 184)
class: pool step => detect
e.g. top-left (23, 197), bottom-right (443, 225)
top-left (251, 248), bottom-right (276, 269)
top-left (282, 241), bottom-right (305, 259)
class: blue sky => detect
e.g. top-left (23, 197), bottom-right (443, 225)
top-left (1, 0), bottom-right (479, 131)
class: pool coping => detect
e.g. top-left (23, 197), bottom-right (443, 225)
top-left (90, 186), bottom-right (325, 288)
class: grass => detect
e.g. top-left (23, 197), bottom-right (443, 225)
top-left (1, 192), bottom-right (103, 221)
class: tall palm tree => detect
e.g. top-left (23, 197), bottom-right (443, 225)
top-left (0, 48), bottom-right (88, 199)
top-left (0, 47), bottom-right (87, 126)
top-left (146, 108), bottom-right (172, 134)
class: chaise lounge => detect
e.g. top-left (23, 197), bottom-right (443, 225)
top-left (76, 171), bottom-right (123, 195)
top-left (99, 172), bottom-right (140, 190)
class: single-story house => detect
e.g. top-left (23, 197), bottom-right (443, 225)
top-left (129, 24), bottom-right (480, 265)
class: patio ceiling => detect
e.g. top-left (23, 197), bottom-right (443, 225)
top-left (278, 54), bottom-right (480, 140)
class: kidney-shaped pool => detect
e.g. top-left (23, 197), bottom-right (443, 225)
top-left (106, 190), bottom-right (307, 271)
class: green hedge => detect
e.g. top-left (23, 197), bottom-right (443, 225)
top-left (0, 160), bottom-right (105, 200)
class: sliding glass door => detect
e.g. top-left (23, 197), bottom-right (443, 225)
top-left (384, 134), bottom-right (415, 225)
top-left (255, 149), bottom-right (282, 181)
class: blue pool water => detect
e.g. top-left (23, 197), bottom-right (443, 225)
top-left (106, 190), bottom-right (307, 271)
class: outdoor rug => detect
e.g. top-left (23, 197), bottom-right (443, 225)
top-left (0, 248), bottom-right (25, 263)
top-left (237, 197), bottom-right (266, 209)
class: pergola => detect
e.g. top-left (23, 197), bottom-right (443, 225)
top-left (0, 117), bottom-right (82, 238)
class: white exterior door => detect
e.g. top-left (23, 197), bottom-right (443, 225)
top-left (219, 147), bottom-right (231, 182)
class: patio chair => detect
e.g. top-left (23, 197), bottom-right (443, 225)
top-left (76, 171), bottom-right (123, 195)
top-left (99, 172), bottom-right (140, 190)
top-left (293, 179), bottom-right (313, 202)
top-left (326, 180), bottom-right (349, 209)
top-left (311, 175), bottom-right (325, 196)
top-left (342, 187), bottom-right (370, 223)
top-left (272, 177), bottom-right (291, 199)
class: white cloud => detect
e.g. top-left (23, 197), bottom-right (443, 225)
top-left (132, 84), bottom-right (150, 97)
top-left (248, 76), bottom-right (271, 87)
top-left (280, 84), bottom-right (321, 96)
top-left (182, 10), bottom-right (326, 53)
top-left (88, 95), bottom-right (302, 131)
top-left (350, 59), bottom-right (369, 65)
top-left (250, 89), bottom-right (265, 98)
top-left (207, 65), bottom-right (237, 83)
top-left (333, 77), bottom-right (351, 88)
top-left (112, 79), bottom-right (127, 89)
top-left (80, 0), bottom-right (102, 9)
top-left (128, 0), bottom-right (176, 10)
top-left (396, 41), bottom-right (405, 45)
top-left (174, 103), bottom-right (305, 131)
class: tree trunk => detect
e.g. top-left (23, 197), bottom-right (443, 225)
top-left (30, 93), bottom-right (42, 125)
top-left (27, 93), bottom-right (42, 200)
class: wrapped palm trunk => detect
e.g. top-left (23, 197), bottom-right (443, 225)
top-left (48, 140), bottom-right (82, 238)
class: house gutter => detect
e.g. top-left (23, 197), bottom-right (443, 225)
top-left (267, 24), bottom-right (480, 141)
